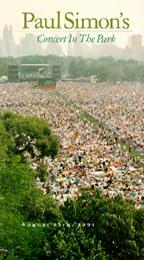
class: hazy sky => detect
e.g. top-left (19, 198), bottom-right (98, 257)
top-left (0, 0), bottom-right (144, 47)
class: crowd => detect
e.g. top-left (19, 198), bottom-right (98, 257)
top-left (0, 82), bottom-right (144, 206)
top-left (57, 82), bottom-right (144, 153)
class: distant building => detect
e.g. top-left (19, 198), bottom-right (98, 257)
top-left (126, 35), bottom-right (143, 60)
top-left (1, 25), bottom-right (16, 56)
top-left (128, 35), bottom-right (142, 49)
top-left (0, 25), bottom-right (144, 60)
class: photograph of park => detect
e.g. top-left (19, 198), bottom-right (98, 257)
top-left (0, 0), bottom-right (144, 259)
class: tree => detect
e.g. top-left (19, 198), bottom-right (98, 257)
top-left (1, 111), bottom-right (60, 159)
top-left (0, 156), bottom-right (62, 258)
top-left (0, 112), bottom-right (61, 258)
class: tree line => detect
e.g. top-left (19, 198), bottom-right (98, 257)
top-left (0, 55), bottom-right (144, 82)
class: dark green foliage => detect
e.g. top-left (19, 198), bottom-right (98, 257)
top-left (60, 192), bottom-right (140, 259)
top-left (36, 163), bottom-right (48, 182)
top-left (1, 111), bottom-right (59, 159)
top-left (0, 120), bottom-right (9, 162)
top-left (0, 157), bottom-right (61, 259)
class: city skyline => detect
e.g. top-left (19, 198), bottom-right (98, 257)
top-left (0, 25), bottom-right (144, 60)
top-left (0, 0), bottom-right (144, 48)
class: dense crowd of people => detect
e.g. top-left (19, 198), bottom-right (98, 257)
top-left (57, 82), bottom-right (144, 153)
top-left (0, 82), bottom-right (144, 206)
